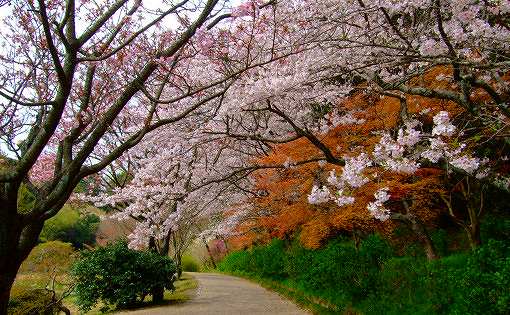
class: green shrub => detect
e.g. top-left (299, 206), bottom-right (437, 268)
top-left (298, 241), bottom-right (358, 292)
top-left (40, 205), bottom-right (100, 248)
top-left (219, 235), bottom-right (510, 314)
top-left (363, 257), bottom-right (432, 314)
top-left (218, 239), bottom-right (288, 279)
top-left (481, 214), bottom-right (510, 243)
top-left (252, 239), bottom-right (288, 280)
top-left (217, 250), bottom-right (252, 273)
top-left (430, 229), bottom-right (450, 257)
top-left (19, 241), bottom-right (75, 274)
top-left (359, 234), bottom-right (393, 268)
top-left (8, 288), bottom-right (60, 315)
top-left (181, 255), bottom-right (200, 272)
top-left (366, 240), bottom-right (510, 315)
top-left (71, 240), bottom-right (176, 312)
top-left (449, 240), bottom-right (510, 314)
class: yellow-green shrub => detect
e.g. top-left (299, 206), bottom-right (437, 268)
top-left (181, 255), bottom-right (201, 272)
top-left (8, 288), bottom-right (60, 315)
top-left (19, 241), bottom-right (75, 274)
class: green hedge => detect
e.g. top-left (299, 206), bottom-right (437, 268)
top-left (181, 255), bottom-right (201, 272)
top-left (219, 239), bottom-right (288, 280)
top-left (218, 236), bottom-right (510, 314)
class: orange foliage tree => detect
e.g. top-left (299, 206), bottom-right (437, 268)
top-left (226, 66), bottom-right (509, 257)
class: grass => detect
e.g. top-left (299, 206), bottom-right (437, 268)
top-left (162, 273), bottom-right (199, 304)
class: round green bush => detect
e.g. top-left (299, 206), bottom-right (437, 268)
top-left (8, 288), bottom-right (60, 315)
top-left (19, 241), bottom-right (75, 274)
top-left (71, 240), bottom-right (176, 312)
top-left (40, 205), bottom-right (100, 248)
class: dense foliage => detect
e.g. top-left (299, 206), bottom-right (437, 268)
top-left (71, 241), bottom-right (176, 312)
top-left (40, 205), bottom-right (100, 248)
top-left (219, 233), bottom-right (510, 314)
top-left (19, 241), bottom-right (75, 274)
top-left (181, 255), bottom-right (201, 272)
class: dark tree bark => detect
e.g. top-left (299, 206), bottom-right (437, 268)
top-left (151, 287), bottom-right (164, 304)
top-left (440, 178), bottom-right (484, 249)
top-left (147, 236), bottom-right (166, 304)
top-left (392, 201), bottom-right (439, 260)
top-left (392, 212), bottom-right (439, 260)
top-left (0, 213), bottom-right (44, 314)
top-left (465, 218), bottom-right (481, 249)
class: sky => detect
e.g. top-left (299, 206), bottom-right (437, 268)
top-left (0, 0), bottom-right (245, 157)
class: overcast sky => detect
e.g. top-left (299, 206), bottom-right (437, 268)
top-left (0, 0), bottom-right (244, 157)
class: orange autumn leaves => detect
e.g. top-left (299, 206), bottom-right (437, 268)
top-left (228, 66), bottom-right (492, 249)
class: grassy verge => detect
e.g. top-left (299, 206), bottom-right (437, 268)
top-left (216, 270), bottom-right (345, 315)
top-left (162, 272), bottom-right (199, 304)
top-left (12, 272), bottom-right (198, 314)
top-left (217, 236), bottom-right (510, 315)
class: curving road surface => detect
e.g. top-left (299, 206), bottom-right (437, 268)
top-left (121, 272), bottom-right (310, 315)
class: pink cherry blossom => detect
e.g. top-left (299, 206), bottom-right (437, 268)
top-left (367, 188), bottom-right (391, 222)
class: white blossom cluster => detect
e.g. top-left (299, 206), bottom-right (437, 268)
top-left (307, 185), bottom-right (332, 204)
top-left (308, 111), bottom-right (492, 221)
top-left (367, 188), bottom-right (391, 221)
top-left (421, 112), bottom-right (487, 176)
top-left (374, 121), bottom-right (422, 174)
top-left (432, 111), bottom-right (456, 137)
top-left (333, 191), bottom-right (356, 207)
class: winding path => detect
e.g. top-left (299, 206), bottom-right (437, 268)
top-left (121, 272), bottom-right (310, 314)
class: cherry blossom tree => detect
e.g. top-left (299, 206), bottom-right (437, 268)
top-left (307, 110), bottom-right (499, 257)
top-left (206, 0), bottom-right (509, 255)
top-left (243, 0), bottom-right (507, 257)
top-left (90, 123), bottom-right (256, 244)
top-left (0, 0), bottom-right (284, 309)
top-left (209, 0), bottom-right (509, 158)
top-left (1, 0), bottom-right (509, 310)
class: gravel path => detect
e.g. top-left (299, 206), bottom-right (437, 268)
top-left (120, 272), bottom-right (310, 315)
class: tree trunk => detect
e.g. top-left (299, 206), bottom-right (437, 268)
top-left (171, 234), bottom-right (182, 278)
top-left (392, 211), bottom-right (439, 260)
top-left (409, 217), bottom-right (439, 260)
top-left (59, 304), bottom-right (71, 315)
top-left (0, 268), bottom-right (17, 315)
top-left (352, 229), bottom-right (363, 251)
top-left (465, 197), bottom-right (482, 249)
top-left (174, 255), bottom-right (183, 279)
top-left (0, 214), bottom-right (43, 314)
top-left (202, 237), bottom-right (216, 269)
top-left (221, 236), bottom-right (229, 252)
top-left (151, 286), bottom-right (164, 304)
top-left (459, 178), bottom-right (484, 249)
top-left (466, 222), bottom-right (481, 249)
top-left (147, 236), bottom-right (167, 304)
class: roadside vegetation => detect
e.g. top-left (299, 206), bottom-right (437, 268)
top-left (218, 214), bottom-right (510, 315)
